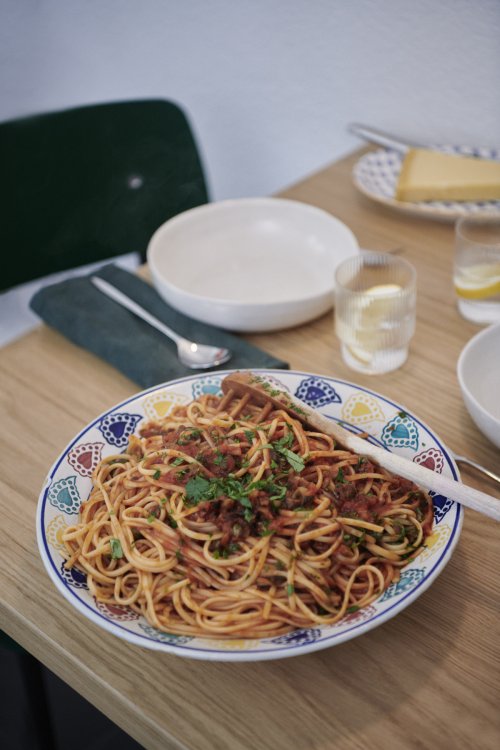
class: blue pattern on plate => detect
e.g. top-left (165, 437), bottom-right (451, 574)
top-left (60, 562), bottom-right (88, 589)
top-left (430, 492), bottom-right (454, 524)
top-left (139, 623), bottom-right (193, 645)
top-left (295, 377), bottom-right (341, 408)
top-left (48, 476), bottom-right (80, 514)
top-left (379, 569), bottom-right (426, 602)
top-left (192, 376), bottom-right (222, 399)
top-left (381, 414), bottom-right (419, 450)
top-left (98, 412), bottom-right (142, 448)
top-left (268, 628), bottom-right (322, 646)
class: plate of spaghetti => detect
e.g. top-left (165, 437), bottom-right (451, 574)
top-left (37, 370), bottom-right (462, 661)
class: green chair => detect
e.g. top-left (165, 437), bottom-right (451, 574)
top-left (1, 99), bottom-right (209, 291)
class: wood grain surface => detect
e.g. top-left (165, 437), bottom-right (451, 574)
top-left (1, 148), bottom-right (499, 750)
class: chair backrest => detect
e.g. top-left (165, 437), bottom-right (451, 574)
top-left (1, 99), bottom-right (209, 291)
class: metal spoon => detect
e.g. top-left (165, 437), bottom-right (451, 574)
top-left (91, 276), bottom-right (231, 370)
top-left (452, 452), bottom-right (500, 486)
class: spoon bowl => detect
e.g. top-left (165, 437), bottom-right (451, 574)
top-left (177, 340), bottom-right (231, 369)
top-left (91, 276), bottom-right (231, 370)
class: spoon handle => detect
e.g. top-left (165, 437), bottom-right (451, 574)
top-left (91, 276), bottom-right (183, 345)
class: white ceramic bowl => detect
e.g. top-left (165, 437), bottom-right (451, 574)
top-left (457, 322), bottom-right (500, 448)
top-left (147, 198), bottom-right (359, 332)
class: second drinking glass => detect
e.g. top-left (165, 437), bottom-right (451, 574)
top-left (334, 253), bottom-right (417, 375)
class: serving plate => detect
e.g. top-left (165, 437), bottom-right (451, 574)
top-left (147, 198), bottom-right (359, 332)
top-left (353, 144), bottom-right (500, 221)
top-left (37, 370), bottom-right (462, 661)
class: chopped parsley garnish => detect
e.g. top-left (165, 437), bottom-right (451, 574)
top-left (166, 512), bottom-right (178, 529)
top-left (274, 432), bottom-right (294, 450)
top-left (177, 429), bottom-right (202, 445)
top-left (260, 431), bottom-right (305, 473)
top-left (109, 538), bottom-right (123, 559)
top-left (259, 520), bottom-right (274, 537)
top-left (146, 514), bottom-right (156, 524)
top-left (335, 467), bottom-right (346, 484)
top-left (278, 447), bottom-right (304, 473)
top-left (244, 430), bottom-right (255, 443)
top-left (287, 584), bottom-right (295, 596)
top-left (185, 475), bottom-right (211, 503)
top-left (275, 559), bottom-right (285, 571)
top-left (171, 457), bottom-right (184, 466)
top-left (153, 469), bottom-right (161, 480)
top-left (346, 605), bottom-right (359, 614)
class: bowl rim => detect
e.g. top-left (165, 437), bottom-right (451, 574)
top-left (147, 197), bottom-right (359, 309)
top-left (457, 321), bottom-right (500, 426)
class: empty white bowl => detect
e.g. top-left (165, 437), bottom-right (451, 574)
top-left (457, 322), bottom-right (500, 448)
top-left (147, 198), bottom-right (359, 332)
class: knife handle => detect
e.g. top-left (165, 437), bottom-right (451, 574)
top-left (348, 123), bottom-right (423, 153)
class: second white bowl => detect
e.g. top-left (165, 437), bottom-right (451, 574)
top-left (457, 322), bottom-right (500, 448)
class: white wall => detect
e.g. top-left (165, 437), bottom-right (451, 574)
top-left (1, 0), bottom-right (499, 201)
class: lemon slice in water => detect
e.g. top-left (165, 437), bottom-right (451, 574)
top-left (454, 263), bottom-right (500, 300)
top-left (346, 283), bottom-right (402, 364)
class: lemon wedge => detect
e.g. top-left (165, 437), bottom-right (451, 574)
top-left (345, 284), bottom-right (402, 363)
top-left (365, 283), bottom-right (402, 297)
top-left (454, 263), bottom-right (500, 300)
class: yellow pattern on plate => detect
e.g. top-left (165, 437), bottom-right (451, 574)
top-left (341, 393), bottom-right (385, 425)
top-left (143, 391), bottom-right (189, 421)
top-left (46, 514), bottom-right (69, 554)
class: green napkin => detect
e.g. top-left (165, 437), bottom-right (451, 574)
top-left (30, 264), bottom-right (288, 388)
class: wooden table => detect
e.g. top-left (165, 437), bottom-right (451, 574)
top-left (1, 149), bottom-right (499, 750)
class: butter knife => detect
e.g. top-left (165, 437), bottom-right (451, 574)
top-left (348, 123), bottom-right (425, 153)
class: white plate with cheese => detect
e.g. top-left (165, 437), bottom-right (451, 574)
top-left (353, 144), bottom-right (500, 221)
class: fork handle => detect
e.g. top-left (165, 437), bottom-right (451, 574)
top-left (91, 276), bottom-right (183, 345)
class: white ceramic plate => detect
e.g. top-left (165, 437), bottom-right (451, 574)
top-left (147, 198), bottom-right (359, 332)
top-left (457, 322), bottom-right (500, 448)
top-left (37, 370), bottom-right (462, 661)
top-left (353, 145), bottom-right (500, 221)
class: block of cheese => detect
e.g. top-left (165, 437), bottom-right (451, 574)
top-left (395, 148), bottom-right (500, 202)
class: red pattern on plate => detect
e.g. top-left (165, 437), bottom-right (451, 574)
top-left (413, 447), bottom-right (444, 473)
top-left (68, 442), bottom-right (104, 477)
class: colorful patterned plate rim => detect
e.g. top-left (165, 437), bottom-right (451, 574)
top-left (36, 370), bottom-right (463, 662)
top-left (353, 144), bottom-right (500, 221)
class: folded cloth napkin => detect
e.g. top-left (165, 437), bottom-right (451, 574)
top-left (30, 264), bottom-right (289, 388)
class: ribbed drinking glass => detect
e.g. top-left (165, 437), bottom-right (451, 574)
top-left (334, 253), bottom-right (417, 375)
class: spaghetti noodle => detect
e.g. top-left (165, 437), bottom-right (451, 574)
top-left (62, 376), bottom-right (434, 638)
